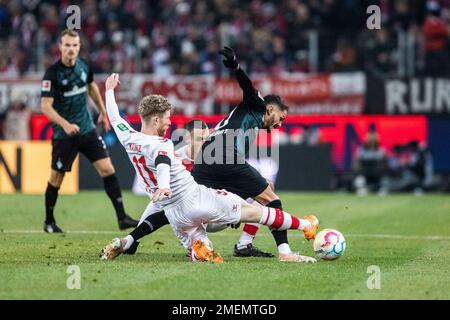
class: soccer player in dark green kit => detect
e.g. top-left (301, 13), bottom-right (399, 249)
top-left (41, 29), bottom-right (138, 233)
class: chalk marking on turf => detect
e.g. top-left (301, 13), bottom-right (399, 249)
top-left (2, 230), bottom-right (450, 241)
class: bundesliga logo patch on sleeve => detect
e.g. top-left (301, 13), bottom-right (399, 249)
top-left (42, 80), bottom-right (51, 92)
top-left (117, 123), bottom-right (129, 131)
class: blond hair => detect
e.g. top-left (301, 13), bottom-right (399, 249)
top-left (60, 29), bottom-right (79, 42)
top-left (138, 94), bottom-right (171, 120)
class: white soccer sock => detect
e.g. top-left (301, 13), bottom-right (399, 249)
top-left (237, 199), bottom-right (263, 249)
top-left (237, 234), bottom-right (253, 249)
top-left (123, 235), bottom-right (134, 251)
top-left (237, 223), bottom-right (260, 249)
top-left (277, 243), bottom-right (292, 255)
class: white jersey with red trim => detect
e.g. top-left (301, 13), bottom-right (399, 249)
top-left (174, 144), bottom-right (194, 172)
top-left (105, 90), bottom-right (196, 207)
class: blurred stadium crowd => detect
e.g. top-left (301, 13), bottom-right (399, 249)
top-left (1, 0), bottom-right (449, 193)
top-left (0, 0), bottom-right (449, 77)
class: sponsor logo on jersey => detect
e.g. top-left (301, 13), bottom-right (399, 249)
top-left (63, 84), bottom-right (87, 97)
top-left (128, 143), bottom-right (142, 152)
top-left (42, 80), bottom-right (51, 92)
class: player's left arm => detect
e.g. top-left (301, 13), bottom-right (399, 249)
top-left (235, 67), bottom-right (266, 113)
top-left (87, 67), bottom-right (111, 132)
top-left (219, 47), bottom-right (265, 112)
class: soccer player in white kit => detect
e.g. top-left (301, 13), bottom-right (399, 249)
top-left (100, 73), bottom-right (319, 263)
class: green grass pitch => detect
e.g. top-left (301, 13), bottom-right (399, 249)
top-left (1, 191), bottom-right (450, 299)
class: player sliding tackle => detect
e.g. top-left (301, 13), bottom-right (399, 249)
top-left (100, 73), bottom-right (319, 263)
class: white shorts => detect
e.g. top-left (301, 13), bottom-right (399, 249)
top-left (137, 201), bottom-right (163, 226)
top-left (137, 201), bottom-right (192, 250)
top-left (164, 184), bottom-right (242, 246)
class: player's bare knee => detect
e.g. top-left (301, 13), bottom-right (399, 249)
top-left (254, 185), bottom-right (279, 205)
top-left (49, 171), bottom-right (65, 187)
top-left (249, 205), bottom-right (262, 222)
top-left (95, 159), bottom-right (115, 177)
top-left (267, 179), bottom-right (275, 192)
top-left (240, 201), bottom-right (261, 223)
top-left (100, 167), bottom-right (115, 177)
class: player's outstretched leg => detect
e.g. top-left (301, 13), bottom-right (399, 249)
top-left (100, 237), bottom-right (126, 260)
top-left (256, 207), bottom-right (318, 240)
top-left (125, 210), bottom-right (170, 254)
top-left (261, 197), bottom-right (317, 261)
top-left (265, 199), bottom-right (293, 259)
top-left (99, 210), bottom-right (170, 259)
top-left (240, 201), bottom-right (318, 263)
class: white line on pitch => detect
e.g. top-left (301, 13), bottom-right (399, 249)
top-left (2, 230), bottom-right (450, 241)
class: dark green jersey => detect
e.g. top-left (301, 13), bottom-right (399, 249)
top-left (202, 68), bottom-right (266, 160)
top-left (41, 57), bottom-right (95, 139)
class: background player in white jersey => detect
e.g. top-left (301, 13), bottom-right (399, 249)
top-left (174, 120), bottom-right (209, 172)
top-left (100, 73), bottom-right (319, 263)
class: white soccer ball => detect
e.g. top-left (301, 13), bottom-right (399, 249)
top-left (313, 228), bottom-right (346, 260)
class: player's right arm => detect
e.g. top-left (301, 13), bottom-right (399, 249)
top-left (41, 97), bottom-right (80, 136)
top-left (104, 73), bottom-right (133, 144)
top-left (41, 68), bottom-right (79, 136)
